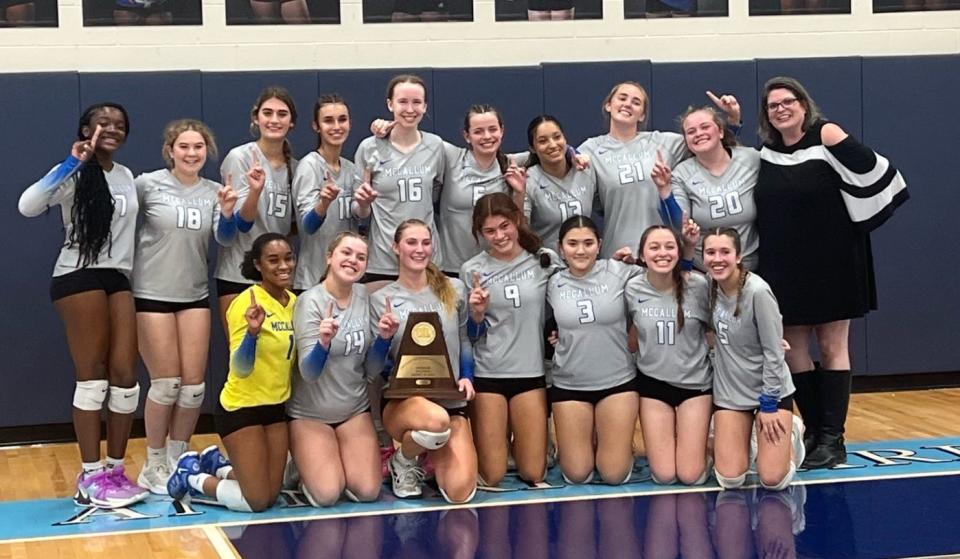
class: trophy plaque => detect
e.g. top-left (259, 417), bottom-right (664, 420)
top-left (384, 312), bottom-right (464, 400)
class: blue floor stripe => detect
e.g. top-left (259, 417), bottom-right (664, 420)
top-left (1, 436), bottom-right (958, 543)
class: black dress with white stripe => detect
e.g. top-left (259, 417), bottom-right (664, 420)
top-left (756, 120), bottom-right (908, 326)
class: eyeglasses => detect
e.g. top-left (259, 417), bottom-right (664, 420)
top-left (766, 97), bottom-right (799, 112)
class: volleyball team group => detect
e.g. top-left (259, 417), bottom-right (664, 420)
top-left (18, 73), bottom-right (907, 513)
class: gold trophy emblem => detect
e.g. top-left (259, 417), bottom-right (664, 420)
top-left (384, 312), bottom-right (463, 400)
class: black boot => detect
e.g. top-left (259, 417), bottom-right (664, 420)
top-left (791, 367), bottom-right (821, 457)
top-left (802, 370), bottom-right (851, 469)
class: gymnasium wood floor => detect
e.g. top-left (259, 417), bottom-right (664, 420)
top-left (1, 388), bottom-right (958, 558)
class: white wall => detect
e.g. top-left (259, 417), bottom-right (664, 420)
top-left (0, 0), bottom-right (957, 72)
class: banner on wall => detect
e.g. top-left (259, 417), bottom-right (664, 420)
top-left (82, 0), bottom-right (202, 26)
top-left (873, 0), bottom-right (960, 11)
top-left (362, 0), bottom-right (473, 22)
top-left (748, 0), bottom-right (849, 14)
top-left (623, 0), bottom-right (728, 17)
top-left (0, 0), bottom-right (57, 27)
top-left (495, 0), bottom-right (601, 20)
top-left (227, 0), bottom-right (340, 25)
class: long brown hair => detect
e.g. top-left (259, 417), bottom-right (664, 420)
top-left (312, 93), bottom-right (349, 151)
top-left (162, 118), bottom-right (218, 169)
top-left (394, 219), bottom-right (457, 315)
top-left (638, 225), bottom-right (687, 332)
top-left (704, 227), bottom-right (749, 320)
top-left (472, 193), bottom-right (549, 268)
top-left (250, 86), bottom-right (297, 190)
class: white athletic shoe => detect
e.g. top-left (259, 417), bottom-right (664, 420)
top-left (388, 451), bottom-right (425, 499)
top-left (791, 415), bottom-right (807, 469)
top-left (137, 461), bottom-right (171, 495)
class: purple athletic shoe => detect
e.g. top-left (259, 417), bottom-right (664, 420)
top-left (76, 467), bottom-right (148, 509)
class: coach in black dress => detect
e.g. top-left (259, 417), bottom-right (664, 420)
top-left (755, 76), bottom-right (908, 469)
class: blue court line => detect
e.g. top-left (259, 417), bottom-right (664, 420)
top-left (1, 436), bottom-right (959, 544)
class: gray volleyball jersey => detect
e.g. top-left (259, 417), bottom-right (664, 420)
top-left (710, 273), bottom-right (795, 410)
top-left (578, 131), bottom-right (686, 258)
top-left (214, 142), bottom-right (297, 283)
top-left (354, 133), bottom-right (445, 275)
top-left (288, 283), bottom-right (372, 424)
top-left (523, 165), bottom-right (598, 254)
top-left (547, 259), bottom-right (639, 391)
top-left (19, 159), bottom-right (138, 277)
top-left (132, 170), bottom-right (219, 302)
top-left (460, 248), bottom-right (561, 379)
top-left (672, 147), bottom-right (760, 270)
top-left (626, 271), bottom-right (712, 391)
top-left (292, 152), bottom-right (362, 290)
top-left (437, 143), bottom-right (514, 273)
top-left (368, 279), bottom-right (470, 409)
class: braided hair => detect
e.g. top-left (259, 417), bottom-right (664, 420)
top-left (704, 227), bottom-right (749, 321)
top-left (70, 103), bottom-right (130, 267)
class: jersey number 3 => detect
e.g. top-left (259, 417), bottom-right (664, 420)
top-left (576, 300), bottom-right (595, 324)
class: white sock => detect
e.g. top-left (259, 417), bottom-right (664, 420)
top-left (395, 448), bottom-right (419, 466)
top-left (215, 480), bottom-right (253, 512)
top-left (146, 447), bottom-right (165, 467)
top-left (188, 473), bottom-right (212, 494)
top-left (82, 461), bottom-right (104, 475)
top-left (215, 465), bottom-right (234, 480)
top-left (106, 456), bottom-right (124, 470)
top-left (167, 440), bottom-right (189, 464)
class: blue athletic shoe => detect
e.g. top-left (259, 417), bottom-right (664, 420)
top-left (199, 445), bottom-right (232, 477)
top-left (167, 451), bottom-right (201, 500)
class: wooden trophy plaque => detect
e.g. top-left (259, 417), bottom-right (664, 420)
top-left (383, 312), bottom-right (464, 400)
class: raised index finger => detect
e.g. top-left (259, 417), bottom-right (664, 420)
top-left (384, 296), bottom-right (391, 315)
top-left (706, 90), bottom-right (723, 107)
top-left (249, 289), bottom-right (257, 307)
top-left (325, 301), bottom-right (334, 319)
top-left (363, 167), bottom-right (372, 185)
top-left (656, 149), bottom-right (665, 166)
top-left (89, 124), bottom-right (103, 149)
top-left (472, 271), bottom-right (481, 290)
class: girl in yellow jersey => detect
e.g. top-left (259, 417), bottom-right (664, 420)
top-left (167, 232), bottom-right (297, 512)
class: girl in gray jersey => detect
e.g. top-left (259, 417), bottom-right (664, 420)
top-left (354, 75), bottom-right (446, 279)
top-left (133, 119), bottom-right (236, 494)
top-left (523, 115), bottom-right (599, 254)
top-left (578, 83), bottom-right (742, 259)
top-left (289, 232), bottom-right (383, 506)
top-left (659, 104), bottom-right (760, 270)
top-left (627, 225), bottom-right (713, 486)
top-left (367, 219), bottom-right (478, 503)
top-left (546, 216), bottom-right (641, 485)
top-left (18, 103), bottom-right (147, 508)
top-left (461, 193), bottom-right (559, 487)
top-left (214, 87), bottom-right (298, 332)
top-left (703, 228), bottom-right (804, 492)
top-left (293, 95), bottom-right (367, 292)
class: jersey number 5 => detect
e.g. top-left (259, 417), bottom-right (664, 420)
top-left (716, 321), bottom-right (730, 345)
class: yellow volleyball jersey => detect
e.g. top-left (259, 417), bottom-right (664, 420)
top-left (220, 284), bottom-right (297, 412)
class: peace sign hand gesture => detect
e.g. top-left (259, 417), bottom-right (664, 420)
top-left (377, 296), bottom-right (400, 340)
top-left (468, 272), bottom-right (490, 323)
top-left (706, 90), bottom-right (742, 127)
top-left (218, 173), bottom-right (239, 217)
top-left (246, 150), bottom-right (266, 194)
top-left (650, 149), bottom-right (673, 198)
top-left (245, 289), bottom-right (266, 336)
top-left (71, 125), bottom-right (102, 163)
top-left (318, 301), bottom-right (340, 349)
